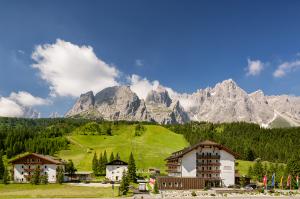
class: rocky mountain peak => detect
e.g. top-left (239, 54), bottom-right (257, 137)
top-left (145, 86), bottom-right (172, 107)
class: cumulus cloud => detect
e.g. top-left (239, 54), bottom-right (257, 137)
top-left (0, 91), bottom-right (49, 117)
top-left (9, 91), bottom-right (50, 107)
top-left (129, 74), bottom-right (159, 99)
top-left (31, 39), bottom-right (119, 97)
top-left (0, 97), bottom-right (24, 117)
top-left (273, 60), bottom-right (300, 78)
top-left (246, 59), bottom-right (264, 76)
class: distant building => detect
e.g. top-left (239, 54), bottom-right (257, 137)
top-left (10, 153), bottom-right (65, 183)
top-left (106, 159), bottom-right (128, 182)
top-left (158, 140), bottom-right (238, 190)
top-left (64, 171), bottom-right (92, 182)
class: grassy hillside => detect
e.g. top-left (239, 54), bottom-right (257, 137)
top-left (58, 124), bottom-right (188, 172)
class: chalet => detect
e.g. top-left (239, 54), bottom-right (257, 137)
top-left (106, 159), bottom-right (128, 182)
top-left (158, 140), bottom-right (239, 190)
top-left (10, 153), bottom-right (65, 183)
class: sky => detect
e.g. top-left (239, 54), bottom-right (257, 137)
top-left (1, 0), bottom-right (300, 117)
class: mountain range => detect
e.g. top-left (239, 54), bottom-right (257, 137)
top-left (66, 79), bottom-right (300, 127)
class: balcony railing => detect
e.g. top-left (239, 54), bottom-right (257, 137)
top-left (197, 170), bottom-right (221, 174)
top-left (24, 168), bottom-right (44, 173)
top-left (197, 154), bottom-right (220, 159)
top-left (166, 162), bottom-right (181, 166)
top-left (197, 162), bottom-right (221, 166)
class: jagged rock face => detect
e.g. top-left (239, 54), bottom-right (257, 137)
top-left (65, 79), bottom-right (300, 126)
top-left (146, 86), bottom-right (172, 107)
top-left (94, 86), bottom-right (150, 121)
top-left (66, 86), bottom-right (151, 122)
top-left (266, 95), bottom-right (300, 123)
top-left (145, 86), bottom-right (189, 124)
top-left (65, 91), bottom-right (95, 117)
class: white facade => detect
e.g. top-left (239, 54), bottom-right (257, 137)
top-left (13, 163), bottom-right (62, 183)
top-left (169, 146), bottom-right (235, 187)
top-left (106, 165), bottom-right (128, 181)
top-left (219, 150), bottom-right (235, 186)
top-left (181, 150), bottom-right (196, 177)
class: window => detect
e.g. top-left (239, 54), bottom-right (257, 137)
top-left (202, 174), bottom-right (204, 177)
top-left (29, 172), bottom-right (31, 175)
top-left (29, 166), bottom-right (31, 169)
top-left (21, 172), bottom-right (23, 175)
top-left (168, 182), bottom-right (172, 187)
top-left (45, 165), bottom-right (47, 169)
top-left (21, 165), bottom-right (24, 169)
top-left (45, 172), bottom-right (47, 175)
top-left (175, 182), bottom-right (178, 187)
top-left (163, 182), bottom-right (166, 187)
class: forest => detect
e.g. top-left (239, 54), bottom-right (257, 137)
top-left (1, 117), bottom-right (300, 164)
top-left (166, 122), bottom-right (300, 163)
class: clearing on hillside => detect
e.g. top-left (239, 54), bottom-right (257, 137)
top-left (58, 124), bottom-right (188, 172)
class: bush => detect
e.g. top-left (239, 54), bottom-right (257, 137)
top-left (191, 191), bottom-right (197, 196)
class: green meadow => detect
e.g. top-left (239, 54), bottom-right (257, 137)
top-left (58, 124), bottom-right (188, 172)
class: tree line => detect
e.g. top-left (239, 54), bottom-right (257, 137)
top-left (166, 122), bottom-right (300, 163)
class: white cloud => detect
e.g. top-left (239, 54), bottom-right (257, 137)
top-left (0, 91), bottom-right (49, 117)
top-left (135, 59), bottom-right (144, 67)
top-left (9, 91), bottom-right (50, 107)
top-left (246, 59), bottom-right (264, 76)
top-left (129, 74), bottom-right (159, 100)
top-left (273, 60), bottom-right (300, 78)
top-left (31, 39), bottom-right (119, 97)
top-left (0, 97), bottom-right (24, 117)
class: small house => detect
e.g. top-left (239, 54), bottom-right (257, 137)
top-left (10, 153), bottom-right (65, 183)
top-left (105, 159), bottom-right (128, 182)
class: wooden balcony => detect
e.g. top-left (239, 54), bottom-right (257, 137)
top-left (197, 162), bottom-right (221, 166)
top-left (197, 154), bottom-right (220, 159)
top-left (197, 170), bottom-right (221, 174)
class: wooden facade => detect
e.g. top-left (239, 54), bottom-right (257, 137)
top-left (158, 177), bottom-right (222, 190)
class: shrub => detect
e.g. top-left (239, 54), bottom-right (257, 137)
top-left (191, 191), bottom-right (197, 196)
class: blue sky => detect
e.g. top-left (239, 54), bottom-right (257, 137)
top-left (1, 0), bottom-right (300, 117)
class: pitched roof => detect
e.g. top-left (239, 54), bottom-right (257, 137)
top-left (9, 153), bottom-right (65, 164)
top-left (106, 159), bottom-right (128, 166)
top-left (166, 140), bottom-right (239, 160)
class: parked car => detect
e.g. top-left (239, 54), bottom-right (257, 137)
top-left (244, 183), bottom-right (257, 190)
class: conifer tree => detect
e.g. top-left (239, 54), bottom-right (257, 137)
top-left (103, 150), bottom-right (108, 165)
top-left (56, 166), bottom-right (64, 184)
top-left (92, 152), bottom-right (98, 175)
top-left (0, 151), bottom-right (4, 180)
top-left (127, 152), bottom-right (137, 182)
top-left (119, 170), bottom-right (129, 195)
top-left (98, 152), bottom-right (104, 175)
top-left (109, 152), bottom-right (114, 162)
top-left (41, 174), bottom-right (48, 184)
top-left (153, 180), bottom-right (159, 194)
top-left (115, 152), bottom-right (120, 160)
top-left (3, 166), bottom-right (9, 184)
top-left (30, 167), bottom-right (41, 185)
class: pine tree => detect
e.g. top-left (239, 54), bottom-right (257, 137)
top-left (103, 150), bottom-right (108, 165)
top-left (3, 166), bottom-right (9, 184)
top-left (31, 167), bottom-right (41, 185)
top-left (92, 152), bottom-right (98, 175)
top-left (0, 151), bottom-right (4, 179)
top-left (127, 152), bottom-right (137, 182)
top-left (153, 180), bottom-right (159, 194)
top-left (65, 159), bottom-right (77, 180)
top-left (56, 166), bottom-right (64, 184)
top-left (119, 170), bottom-right (129, 195)
top-left (41, 174), bottom-right (48, 184)
top-left (109, 152), bottom-right (114, 162)
top-left (247, 165), bottom-right (253, 178)
top-left (98, 152), bottom-right (104, 175)
top-left (115, 152), bottom-right (120, 160)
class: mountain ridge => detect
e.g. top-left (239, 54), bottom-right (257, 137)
top-left (66, 79), bottom-right (300, 127)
